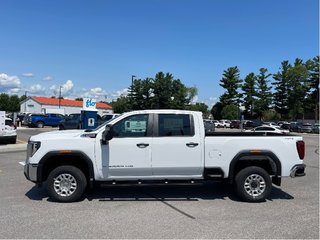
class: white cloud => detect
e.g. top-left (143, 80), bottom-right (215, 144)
top-left (22, 73), bottom-right (34, 77)
top-left (50, 80), bottom-right (74, 96)
top-left (7, 88), bottom-right (21, 94)
top-left (110, 88), bottom-right (129, 98)
top-left (0, 73), bottom-right (21, 88)
top-left (81, 87), bottom-right (107, 100)
top-left (43, 76), bottom-right (53, 81)
top-left (29, 84), bottom-right (46, 94)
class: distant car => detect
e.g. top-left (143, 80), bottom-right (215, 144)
top-left (59, 113), bottom-right (81, 130)
top-left (219, 120), bottom-right (231, 128)
top-left (97, 114), bottom-right (120, 126)
top-left (26, 113), bottom-right (65, 128)
top-left (0, 117), bottom-right (17, 144)
top-left (211, 120), bottom-right (222, 128)
top-left (243, 120), bottom-right (261, 129)
top-left (203, 120), bottom-right (215, 134)
top-left (290, 122), bottom-right (303, 132)
top-left (230, 120), bottom-right (240, 129)
top-left (262, 122), bottom-right (278, 127)
top-left (300, 123), bottom-right (313, 133)
top-left (312, 123), bottom-right (320, 134)
top-left (248, 125), bottom-right (289, 134)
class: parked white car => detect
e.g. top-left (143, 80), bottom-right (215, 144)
top-left (212, 120), bottom-right (223, 128)
top-left (0, 117), bottom-right (17, 144)
top-left (249, 125), bottom-right (289, 134)
top-left (219, 120), bottom-right (231, 128)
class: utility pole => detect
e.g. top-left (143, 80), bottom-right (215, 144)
top-left (24, 91), bottom-right (28, 112)
top-left (131, 75), bottom-right (136, 91)
top-left (130, 75), bottom-right (136, 110)
top-left (59, 86), bottom-right (62, 108)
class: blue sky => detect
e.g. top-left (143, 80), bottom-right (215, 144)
top-left (0, 0), bottom-right (318, 107)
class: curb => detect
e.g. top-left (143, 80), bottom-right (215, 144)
top-left (0, 143), bottom-right (27, 153)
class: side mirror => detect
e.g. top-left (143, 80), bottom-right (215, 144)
top-left (102, 125), bottom-right (113, 144)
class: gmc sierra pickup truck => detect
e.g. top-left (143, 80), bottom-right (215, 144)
top-left (23, 110), bottom-right (306, 202)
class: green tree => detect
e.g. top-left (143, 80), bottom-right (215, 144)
top-left (8, 95), bottom-right (21, 112)
top-left (128, 78), bottom-right (154, 110)
top-left (255, 68), bottom-right (272, 120)
top-left (0, 93), bottom-right (10, 111)
top-left (273, 61), bottom-right (291, 119)
top-left (305, 56), bottom-right (319, 121)
top-left (287, 59), bottom-right (309, 120)
top-left (221, 104), bottom-right (239, 120)
top-left (187, 102), bottom-right (209, 117)
top-left (241, 72), bottom-right (256, 117)
top-left (262, 110), bottom-right (281, 121)
top-left (210, 102), bottom-right (223, 120)
top-left (219, 66), bottom-right (242, 106)
top-left (110, 96), bottom-right (130, 113)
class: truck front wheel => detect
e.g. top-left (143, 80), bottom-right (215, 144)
top-left (234, 166), bottom-right (272, 202)
top-left (47, 165), bottom-right (87, 202)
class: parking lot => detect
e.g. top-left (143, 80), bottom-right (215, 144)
top-left (0, 131), bottom-right (318, 239)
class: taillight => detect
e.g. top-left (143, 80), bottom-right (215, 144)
top-left (296, 141), bottom-right (305, 160)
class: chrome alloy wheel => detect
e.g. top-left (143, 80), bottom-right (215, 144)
top-left (244, 174), bottom-right (266, 197)
top-left (53, 173), bottom-right (77, 197)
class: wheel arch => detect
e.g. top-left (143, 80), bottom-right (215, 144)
top-left (37, 151), bottom-right (95, 188)
top-left (228, 150), bottom-right (282, 186)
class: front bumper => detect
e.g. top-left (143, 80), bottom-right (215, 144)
top-left (24, 162), bottom-right (39, 183)
top-left (290, 164), bottom-right (306, 177)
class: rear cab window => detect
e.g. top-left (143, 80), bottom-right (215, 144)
top-left (157, 114), bottom-right (194, 137)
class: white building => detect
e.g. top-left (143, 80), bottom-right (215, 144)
top-left (20, 96), bottom-right (113, 116)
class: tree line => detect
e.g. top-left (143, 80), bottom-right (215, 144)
top-left (213, 56), bottom-right (319, 121)
top-left (110, 72), bottom-right (208, 114)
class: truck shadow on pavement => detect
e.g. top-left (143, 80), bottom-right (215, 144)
top-left (25, 182), bottom-right (294, 202)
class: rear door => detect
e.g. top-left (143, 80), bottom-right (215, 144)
top-left (151, 113), bottom-right (202, 177)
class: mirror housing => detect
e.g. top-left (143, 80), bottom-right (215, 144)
top-left (102, 124), bottom-right (113, 144)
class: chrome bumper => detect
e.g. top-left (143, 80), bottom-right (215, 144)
top-left (24, 162), bottom-right (39, 182)
top-left (290, 164), bottom-right (306, 178)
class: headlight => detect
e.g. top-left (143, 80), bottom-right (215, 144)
top-left (27, 141), bottom-right (41, 158)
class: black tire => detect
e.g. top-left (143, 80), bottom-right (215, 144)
top-left (59, 125), bottom-right (65, 130)
top-left (234, 166), bottom-right (272, 202)
top-left (37, 121), bottom-right (44, 128)
top-left (47, 165), bottom-right (87, 202)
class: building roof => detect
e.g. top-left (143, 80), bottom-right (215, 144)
top-left (31, 96), bottom-right (112, 109)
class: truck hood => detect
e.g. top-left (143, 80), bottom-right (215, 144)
top-left (29, 129), bottom-right (86, 141)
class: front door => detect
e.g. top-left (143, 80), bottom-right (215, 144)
top-left (106, 114), bottom-right (152, 178)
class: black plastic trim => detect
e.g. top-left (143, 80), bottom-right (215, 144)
top-left (229, 150), bottom-right (282, 183)
top-left (37, 150), bottom-right (95, 186)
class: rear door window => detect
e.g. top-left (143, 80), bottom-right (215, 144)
top-left (158, 114), bottom-right (194, 137)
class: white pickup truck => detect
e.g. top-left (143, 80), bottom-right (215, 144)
top-left (23, 110), bottom-right (306, 202)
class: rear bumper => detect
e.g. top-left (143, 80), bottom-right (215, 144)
top-left (290, 164), bottom-right (306, 177)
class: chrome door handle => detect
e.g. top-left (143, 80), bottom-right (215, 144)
top-left (137, 143), bottom-right (149, 148)
top-left (186, 142), bottom-right (199, 148)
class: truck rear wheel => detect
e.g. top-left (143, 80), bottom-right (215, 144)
top-left (47, 165), bottom-right (87, 202)
top-left (234, 166), bottom-right (272, 202)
